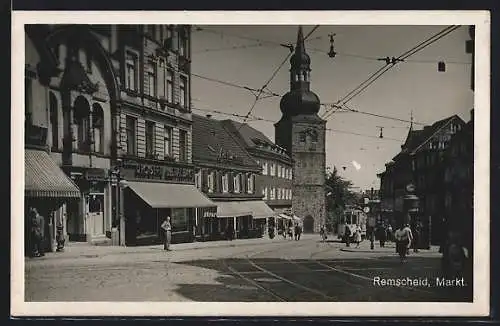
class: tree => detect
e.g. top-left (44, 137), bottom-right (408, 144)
top-left (324, 166), bottom-right (357, 231)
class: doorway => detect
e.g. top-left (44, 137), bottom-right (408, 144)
top-left (87, 193), bottom-right (105, 238)
top-left (303, 215), bottom-right (314, 233)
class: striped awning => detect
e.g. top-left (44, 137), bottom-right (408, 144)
top-left (25, 149), bottom-right (80, 198)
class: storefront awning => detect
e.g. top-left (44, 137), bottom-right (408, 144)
top-left (243, 200), bottom-right (275, 219)
top-left (126, 181), bottom-right (216, 209)
top-left (25, 149), bottom-right (80, 198)
top-left (215, 201), bottom-right (253, 218)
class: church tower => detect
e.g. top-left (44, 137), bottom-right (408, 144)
top-left (275, 26), bottom-right (326, 233)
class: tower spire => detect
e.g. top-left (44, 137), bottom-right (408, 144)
top-left (296, 25), bottom-right (305, 55)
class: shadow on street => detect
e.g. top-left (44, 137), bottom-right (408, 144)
top-left (174, 256), bottom-right (473, 302)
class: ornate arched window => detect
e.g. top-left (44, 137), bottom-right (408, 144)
top-left (49, 92), bottom-right (58, 150)
top-left (74, 96), bottom-right (90, 152)
top-left (92, 103), bottom-right (104, 153)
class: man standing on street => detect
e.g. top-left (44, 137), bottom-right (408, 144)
top-left (30, 207), bottom-right (45, 257)
top-left (161, 216), bottom-right (172, 251)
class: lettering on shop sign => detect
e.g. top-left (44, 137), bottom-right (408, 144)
top-left (122, 161), bottom-right (194, 183)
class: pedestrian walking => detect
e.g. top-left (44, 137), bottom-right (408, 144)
top-left (344, 225), bottom-right (351, 247)
top-left (354, 225), bottom-right (362, 248)
top-left (387, 224), bottom-right (393, 243)
top-left (161, 216), bottom-right (172, 251)
top-left (378, 223), bottom-right (387, 248)
top-left (412, 221), bottom-right (422, 253)
top-left (30, 207), bottom-right (45, 257)
top-left (394, 222), bottom-right (413, 262)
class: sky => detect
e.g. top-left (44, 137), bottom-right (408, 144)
top-left (190, 25), bottom-right (474, 191)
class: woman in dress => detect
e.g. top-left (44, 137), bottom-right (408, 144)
top-left (354, 225), bottom-right (362, 248)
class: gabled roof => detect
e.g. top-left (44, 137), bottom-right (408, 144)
top-left (192, 115), bottom-right (260, 170)
top-left (222, 120), bottom-right (292, 162)
top-left (393, 115), bottom-right (464, 161)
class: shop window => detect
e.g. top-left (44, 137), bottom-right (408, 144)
top-left (164, 126), bottom-right (172, 158)
top-left (179, 75), bottom-right (187, 108)
top-left (126, 115), bottom-right (137, 155)
top-left (166, 69), bottom-right (173, 103)
top-left (145, 120), bottom-right (155, 158)
top-left (179, 129), bottom-right (187, 162)
top-left (171, 208), bottom-right (188, 232)
top-left (49, 92), bottom-right (58, 150)
top-left (125, 51), bottom-right (138, 91)
top-left (92, 103), bottom-right (104, 154)
top-left (74, 96), bottom-right (91, 152)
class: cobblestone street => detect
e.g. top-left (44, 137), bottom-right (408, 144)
top-left (25, 235), bottom-right (472, 302)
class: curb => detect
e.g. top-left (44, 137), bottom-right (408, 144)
top-left (26, 238), bottom-right (290, 261)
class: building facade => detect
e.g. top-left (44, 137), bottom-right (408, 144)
top-left (222, 120), bottom-right (293, 213)
top-left (113, 25), bottom-right (218, 246)
top-left (192, 114), bottom-right (273, 240)
top-left (378, 115), bottom-right (466, 245)
top-left (275, 26), bottom-right (326, 233)
top-left (25, 24), bottom-right (217, 247)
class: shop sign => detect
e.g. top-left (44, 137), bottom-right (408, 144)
top-left (203, 211), bottom-right (217, 218)
top-left (85, 168), bottom-right (107, 181)
top-left (121, 160), bottom-right (194, 183)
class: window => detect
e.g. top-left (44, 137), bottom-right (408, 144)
top-left (125, 51), bottom-right (138, 91)
top-left (270, 163), bottom-right (275, 176)
top-left (234, 173), bottom-right (241, 193)
top-left (74, 97), bottom-right (91, 152)
top-left (411, 159), bottom-right (416, 171)
top-left (270, 187), bottom-right (275, 200)
top-left (92, 103), bottom-right (104, 153)
top-left (222, 173), bottom-right (229, 193)
top-left (25, 77), bottom-right (32, 123)
top-left (164, 126), bottom-right (172, 158)
top-left (179, 75), bottom-right (187, 107)
top-left (166, 70), bottom-right (173, 103)
top-left (179, 129), bottom-right (187, 162)
top-left (171, 208), bottom-right (188, 232)
top-left (290, 169), bottom-right (293, 180)
top-left (126, 115), bottom-right (137, 155)
top-left (146, 61), bottom-right (156, 97)
top-left (178, 28), bottom-right (188, 57)
top-left (262, 161), bottom-right (268, 175)
top-left (262, 187), bottom-right (266, 199)
top-left (311, 129), bottom-right (318, 142)
top-left (195, 171), bottom-right (201, 189)
top-left (277, 188), bottom-right (282, 200)
top-left (208, 172), bottom-right (214, 193)
top-left (299, 131), bottom-right (306, 143)
top-left (49, 92), bottom-right (58, 149)
top-left (145, 121), bottom-right (155, 158)
top-left (158, 60), bottom-right (166, 99)
top-left (277, 164), bottom-right (281, 178)
top-left (247, 174), bottom-right (254, 193)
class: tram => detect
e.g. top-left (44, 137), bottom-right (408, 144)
top-left (337, 206), bottom-right (367, 241)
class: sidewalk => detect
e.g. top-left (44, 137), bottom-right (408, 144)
top-left (28, 235), bottom-right (313, 261)
top-left (339, 239), bottom-right (441, 255)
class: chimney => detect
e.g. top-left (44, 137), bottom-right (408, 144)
top-left (206, 114), bottom-right (212, 119)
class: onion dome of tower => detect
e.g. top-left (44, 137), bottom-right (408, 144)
top-left (280, 26), bottom-right (321, 117)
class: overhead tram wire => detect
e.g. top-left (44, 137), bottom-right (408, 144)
top-left (237, 25), bottom-right (321, 131)
top-left (322, 25), bottom-right (459, 119)
top-left (321, 25), bottom-right (461, 121)
top-left (337, 25), bottom-right (461, 107)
